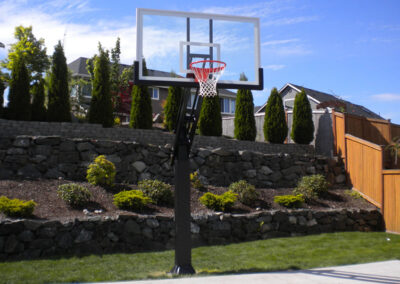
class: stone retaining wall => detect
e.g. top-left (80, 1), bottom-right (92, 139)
top-left (0, 119), bottom-right (314, 155)
top-left (0, 136), bottom-right (345, 187)
top-left (0, 209), bottom-right (383, 260)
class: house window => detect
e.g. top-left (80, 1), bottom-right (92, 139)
top-left (220, 98), bottom-right (236, 114)
top-left (149, 87), bottom-right (159, 100)
top-left (187, 93), bottom-right (198, 109)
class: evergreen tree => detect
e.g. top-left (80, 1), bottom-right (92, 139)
top-left (234, 73), bottom-right (256, 141)
top-left (110, 37), bottom-right (121, 111)
top-left (47, 41), bottom-right (71, 122)
top-left (130, 59), bottom-right (153, 129)
top-left (7, 57), bottom-right (31, 120)
top-left (0, 77), bottom-right (5, 117)
top-left (88, 44), bottom-right (114, 127)
top-left (31, 78), bottom-right (47, 121)
top-left (198, 94), bottom-right (222, 136)
top-left (291, 89), bottom-right (314, 144)
top-left (164, 86), bottom-right (183, 131)
top-left (263, 87), bottom-right (288, 143)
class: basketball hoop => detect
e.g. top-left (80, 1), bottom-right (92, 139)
top-left (189, 60), bottom-right (226, 97)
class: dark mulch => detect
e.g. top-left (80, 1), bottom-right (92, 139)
top-left (0, 179), bottom-right (376, 221)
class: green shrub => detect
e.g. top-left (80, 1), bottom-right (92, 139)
top-left (198, 95), bottom-right (222, 136)
top-left (113, 190), bottom-right (152, 211)
top-left (138, 179), bottom-right (173, 206)
top-left (164, 86), bottom-right (183, 131)
top-left (291, 89), bottom-right (314, 144)
top-left (234, 74), bottom-right (256, 141)
top-left (57, 183), bottom-right (92, 207)
top-left (263, 87), bottom-right (288, 143)
top-left (0, 196), bottom-right (37, 217)
top-left (199, 191), bottom-right (237, 212)
top-left (345, 190), bottom-right (363, 199)
top-left (190, 171), bottom-right (205, 190)
top-left (274, 194), bottom-right (304, 208)
top-left (293, 174), bottom-right (329, 200)
top-left (86, 155), bottom-right (116, 186)
top-left (228, 180), bottom-right (259, 206)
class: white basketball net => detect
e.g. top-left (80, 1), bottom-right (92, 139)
top-left (189, 60), bottom-right (226, 97)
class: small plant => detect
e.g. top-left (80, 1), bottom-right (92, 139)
top-left (274, 194), bottom-right (304, 208)
top-left (114, 117), bottom-right (121, 126)
top-left (86, 155), bottom-right (116, 186)
top-left (190, 171), bottom-right (205, 190)
top-left (293, 174), bottom-right (329, 201)
top-left (0, 196), bottom-right (37, 218)
top-left (113, 190), bottom-right (152, 211)
top-left (385, 136), bottom-right (400, 166)
top-left (345, 190), bottom-right (363, 199)
top-left (138, 179), bottom-right (173, 206)
top-left (228, 180), bottom-right (259, 206)
top-left (199, 191), bottom-right (237, 212)
top-left (57, 183), bottom-right (92, 207)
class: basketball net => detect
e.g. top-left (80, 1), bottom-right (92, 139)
top-left (189, 60), bottom-right (226, 97)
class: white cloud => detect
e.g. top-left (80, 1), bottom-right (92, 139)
top-left (264, 64), bottom-right (285, 70)
top-left (263, 16), bottom-right (318, 27)
top-left (371, 93), bottom-right (400, 102)
top-left (262, 39), bottom-right (299, 46)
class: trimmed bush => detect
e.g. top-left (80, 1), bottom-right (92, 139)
top-left (31, 78), bottom-right (47, 121)
top-left (198, 95), bottom-right (222, 136)
top-left (130, 59), bottom-right (153, 129)
top-left (199, 190), bottom-right (237, 212)
top-left (7, 57), bottom-right (31, 121)
top-left (138, 179), bottom-right (173, 206)
top-left (113, 190), bottom-right (152, 211)
top-left (88, 45), bottom-right (114, 127)
top-left (263, 87), bottom-right (288, 143)
top-left (164, 86), bottom-right (183, 131)
top-left (291, 89), bottom-right (314, 144)
top-left (228, 180), bottom-right (259, 206)
top-left (234, 74), bottom-right (256, 141)
top-left (86, 155), bottom-right (116, 187)
top-left (57, 183), bottom-right (92, 207)
top-left (274, 194), bottom-right (304, 208)
top-left (293, 174), bottom-right (329, 201)
top-left (47, 41), bottom-right (71, 122)
top-left (0, 196), bottom-right (36, 217)
top-left (190, 171), bottom-right (205, 190)
top-left (0, 78), bottom-right (5, 118)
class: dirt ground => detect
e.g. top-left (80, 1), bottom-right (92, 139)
top-left (0, 179), bottom-right (376, 221)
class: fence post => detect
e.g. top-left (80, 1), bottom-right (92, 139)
top-left (332, 110), bottom-right (337, 156)
top-left (343, 113), bottom-right (348, 170)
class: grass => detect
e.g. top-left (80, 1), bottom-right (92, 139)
top-left (0, 232), bottom-right (399, 283)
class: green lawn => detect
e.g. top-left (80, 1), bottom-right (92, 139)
top-left (1, 232), bottom-right (399, 283)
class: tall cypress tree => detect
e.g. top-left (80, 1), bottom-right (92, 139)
top-left (0, 78), bottom-right (5, 118)
top-left (291, 89), bottom-right (314, 144)
top-left (47, 41), bottom-right (71, 122)
top-left (234, 73), bottom-right (256, 141)
top-left (88, 44), bottom-right (114, 127)
top-left (263, 87), bottom-right (288, 143)
top-left (31, 78), bottom-right (47, 121)
top-left (198, 94), bottom-right (222, 136)
top-left (130, 59), bottom-right (153, 129)
top-left (8, 57), bottom-right (31, 120)
top-left (164, 86), bottom-right (182, 131)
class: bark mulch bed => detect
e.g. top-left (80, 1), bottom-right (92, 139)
top-left (0, 179), bottom-right (376, 221)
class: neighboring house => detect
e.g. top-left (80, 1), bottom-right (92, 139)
top-left (256, 83), bottom-right (382, 156)
top-left (68, 57), bottom-right (236, 124)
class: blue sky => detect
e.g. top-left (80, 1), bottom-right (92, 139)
top-left (0, 0), bottom-right (399, 123)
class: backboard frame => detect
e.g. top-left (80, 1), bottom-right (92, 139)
top-left (134, 8), bottom-right (263, 90)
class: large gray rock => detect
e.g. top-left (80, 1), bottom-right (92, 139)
top-left (13, 137), bottom-right (30, 148)
top-left (132, 161), bottom-right (146, 173)
top-left (259, 166), bottom-right (273, 176)
top-left (74, 229), bottom-right (93, 243)
top-left (124, 220), bottom-right (141, 234)
top-left (17, 165), bottom-right (41, 179)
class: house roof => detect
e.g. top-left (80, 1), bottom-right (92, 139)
top-left (256, 83), bottom-right (382, 119)
top-left (68, 57), bottom-right (236, 96)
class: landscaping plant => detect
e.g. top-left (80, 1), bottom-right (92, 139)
top-left (0, 77), bottom-right (5, 118)
top-left (293, 174), bottom-right (329, 201)
top-left (30, 78), bottom-right (47, 121)
top-left (113, 190), bottom-right (152, 211)
top-left (199, 190), bottom-right (237, 212)
top-left (385, 136), bottom-right (400, 166)
top-left (164, 85), bottom-right (183, 131)
top-left (291, 89), bottom-right (314, 144)
top-left (0, 196), bottom-right (37, 218)
top-left (234, 73), bottom-right (256, 141)
top-left (138, 179), bottom-right (173, 206)
top-left (228, 180), bottom-right (259, 206)
top-left (88, 44), bottom-right (114, 127)
top-left (86, 155), bottom-right (116, 187)
top-left (274, 194), bottom-right (304, 208)
top-left (198, 94), bottom-right (222, 136)
top-left (57, 184), bottom-right (92, 207)
top-left (263, 87), bottom-right (288, 143)
top-left (47, 41), bottom-right (71, 122)
top-left (190, 171), bottom-right (205, 190)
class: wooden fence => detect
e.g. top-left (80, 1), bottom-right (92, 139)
top-left (343, 133), bottom-right (400, 234)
